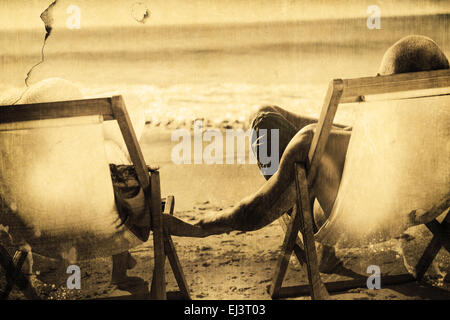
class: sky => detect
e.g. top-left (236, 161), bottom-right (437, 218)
top-left (0, 0), bottom-right (449, 30)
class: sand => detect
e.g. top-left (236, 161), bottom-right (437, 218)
top-left (1, 126), bottom-right (448, 300)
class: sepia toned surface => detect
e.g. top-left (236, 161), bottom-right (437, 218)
top-left (0, 0), bottom-right (449, 300)
top-left (316, 95), bottom-right (450, 247)
top-left (0, 116), bottom-right (142, 260)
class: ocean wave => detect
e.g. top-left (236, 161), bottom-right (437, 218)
top-left (1, 81), bottom-right (356, 130)
top-left (80, 82), bottom-right (356, 128)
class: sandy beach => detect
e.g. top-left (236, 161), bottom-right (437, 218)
top-left (2, 126), bottom-right (448, 300)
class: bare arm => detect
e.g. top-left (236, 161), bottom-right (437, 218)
top-left (195, 126), bottom-right (315, 235)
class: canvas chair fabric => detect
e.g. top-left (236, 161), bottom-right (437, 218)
top-left (0, 115), bottom-right (144, 261)
top-left (315, 94), bottom-right (450, 248)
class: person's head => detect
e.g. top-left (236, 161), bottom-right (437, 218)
top-left (17, 78), bottom-right (84, 104)
top-left (378, 35), bottom-right (449, 75)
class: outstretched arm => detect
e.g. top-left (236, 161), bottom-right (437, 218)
top-left (195, 126), bottom-right (316, 236)
top-left (165, 124), bottom-right (349, 238)
top-left (163, 214), bottom-right (210, 238)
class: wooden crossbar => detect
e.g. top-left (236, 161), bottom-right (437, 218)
top-left (163, 196), bottom-right (191, 300)
top-left (341, 69), bottom-right (450, 103)
top-left (308, 69), bottom-right (450, 186)
top-left (0, 97), bottom-right (115, 124)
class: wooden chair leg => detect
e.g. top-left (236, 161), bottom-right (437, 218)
top-left (279, 214), bottom-right (306, 267)
top-left (425, 212), bottom-right (450, 252)
top-left (270, 163), bottom-right (329, 300)
top-left (0, 246), bottom-right (40, 300)
top-left (294, 163), bottom-right (329, 300)
top-left (1, 250), bottom-right (28, 299)
top-left (271, 162), bottom-right (445, 299)
top-left (274, 208), bottom-right (449, 298)
top-left (163, 196), bottom-right (191, 300)
top-left (414, 211), bottom-right (449, 280)
top-left (270, 203), bottom-right (302, 298)
top-left (149, 171), bottom-right (166, 300)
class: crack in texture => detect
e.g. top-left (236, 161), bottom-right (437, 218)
top-left (14, 1), bottom-right (58, 105)
top-left (131, 2), bottom-right (150, 24)
top-left (25, 0), bottom-right (57, 86)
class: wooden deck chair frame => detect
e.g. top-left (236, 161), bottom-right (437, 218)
top-left (0, 95), bottom-right (190, 300)
top-left (270, 69), bottom-right (450, 300)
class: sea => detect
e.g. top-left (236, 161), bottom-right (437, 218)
top-left (1, 14), bottom-right (449, 127)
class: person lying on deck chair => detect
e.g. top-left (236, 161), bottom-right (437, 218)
top-left (0, 77), bottom-right (223, 290)
top-left (3, 35), bottom-right (448, 288)
top-left (0, 79), bottom-right (155, 290)
top-left (191, 35), bottom-right (450, 271)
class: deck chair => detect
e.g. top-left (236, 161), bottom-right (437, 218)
top-left (270, 69), bottom-right (450, 299)
top-left (0, 96), bottom-right (189, 300)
